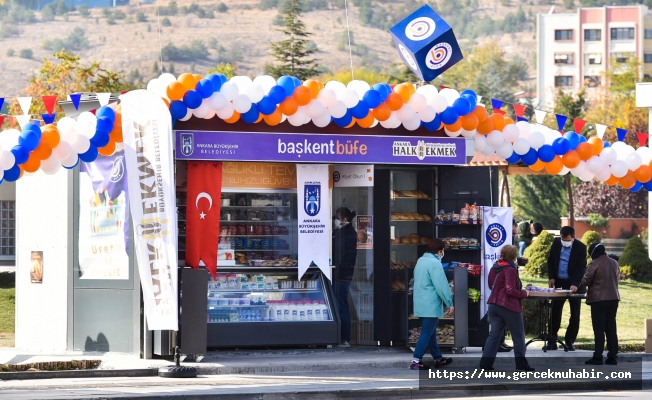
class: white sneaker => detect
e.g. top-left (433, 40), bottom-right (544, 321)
top-left (338, 341), bottom-right (350, 348)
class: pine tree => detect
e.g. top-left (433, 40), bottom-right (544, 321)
top-left (523, 230), bottom-right (554, 277)
top-left (619, 236), bottom-right (652, 280)
top-left (265, 0), bottom-right (318, 80)
top-left (512, 175), bottom-right (568, 229)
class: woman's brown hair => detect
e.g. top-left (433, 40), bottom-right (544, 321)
top-left (427, 238), bottom-right (446, 254)
top-left (500, 245), bottom-right (519, 262)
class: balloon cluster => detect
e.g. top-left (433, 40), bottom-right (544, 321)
top-left (0, 105), bottom-right (120, 183)
top-left (146, 72), bottom-right (481, 130)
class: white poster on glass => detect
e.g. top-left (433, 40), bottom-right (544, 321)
top-left (481, 206), bottom-right (513, 318)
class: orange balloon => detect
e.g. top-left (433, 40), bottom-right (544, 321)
top-left (562, 150), bottom-right (581, 168)
top-left (110, 123), bottom-right (123, 143)
top-left (255, 113), bottom-right (264, 123)
top-left (192, 74), bottom-right (203, 84)
top-left (472, 105), bottom-right (487, 121)
top-left (530, 159), bottom-right (546, 171)
top-left (346, 118), bottom-right (356, 128)
top-left (41, 126), bottom-right (60, 148)
top-left (545, 156), bottom-right (564, 174)
top-left (504, 117), bottom-right (514, 126)
top-left (23, 155), bottom-right (41, 173)
top-left (489, 113), bottom-right (506, 131)
top-left (635, 165), bottom-right (652, 183)
top-left (166, 82), bottom-right (186, 101)
top-left (588, 136), bottom-right (604, 156)
top-left (477, 117), bottom-right (494, 135)
top-left (445, 121), bottom-right (462, 132)
top-left (98, 140), bottom-right (116, 156)
top-left (279, 97), bottom-right (299, 115)
top-left (357, 113), bottom-right (374, 128)
top-left (32, 141), bottom-right (52, 161)
top-left (178, 73), bottom-right (196, 91)
top-left (620, 170), bottom-right (636, 189)
top-left (18, 164), bottom-right (24, 180)
top-left (385, 93), bottom-right (403, 111)
top-left (292, 86), bottom-right (312, 106)
top-left (576, 142), bottom-right (593, 160)
top-left (405, 83), bottom-right (416, 95)
top-left (224, 111), bottom-right (241, 124)
top-left (605, 175), bottom-right (620, 186)
top-left (394, 84), bottom-right (411, 104)
top-left (264, 108), bottom-right (282, 126)
top-left (460, 114), bottom-right (479, 131)
top-left (162, 98), bottom-right (170, 108)
top-left (114, 111), bottom-right (122, 126)
top-left (303, 80), bottom-right (321, 99)
top-left (372, 103), bottom-right (391, 121)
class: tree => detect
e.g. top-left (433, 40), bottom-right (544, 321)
top-left (207, 62), bottom-right (237, 79)
top-left (320, 67), bottom-right (391, 86)
top-left (573, 180), bottom-right (648, 219)
top-left (217, 2), bottom-right (228, 13)
top-left (619, 236), bottom-right (652, 280)
top-left (41, 4), bottom-right (55, 21)
top-left (523, 230), bottom-right (555, 277)
top-left (265, 0), bottom-right (318, 80)
top-left (78, 4), bottom-right (90, 18)
top-left (581, 230), bottom-right (602, 263)
top-left (511, 175), bottom-right (567, 230)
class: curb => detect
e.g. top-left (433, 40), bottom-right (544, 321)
top-left (0, 368), bottom-right (157, 381)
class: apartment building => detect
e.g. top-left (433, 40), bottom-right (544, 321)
top-left (537, 5), bottom-right (652, 110)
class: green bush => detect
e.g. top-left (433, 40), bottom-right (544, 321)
top-left (161, 17), bottom-right (171, 27)
top-left (6, 48), bottom-right (14, 57)
top-left (582, 230), bottom-right (601, 263)
top-left (619, 236), bottom-right (652, 280)
top-left (19, 48), bottom-right (32, 59)
top-left (78, 4), bottom-right (90, 18)
top-left (523, 230), bottom-right (554, 277)
top-left (521, 297), bottom-right (542, 336)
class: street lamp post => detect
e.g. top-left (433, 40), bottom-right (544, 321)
top-left (635, 83), bottom-right (652, 258)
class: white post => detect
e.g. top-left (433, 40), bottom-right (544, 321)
top-left (635, 83), bottom-right (652, 258)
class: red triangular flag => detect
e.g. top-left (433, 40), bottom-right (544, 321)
top-left (90, 109), bottom-right (96, 115)
top-left (493, 109), bottom-right (506, 116)
top-left (121, 91), bottom-right (128, 95)
top-left (186, 161), bottom-right (223, 279)
top-left (0, 116), bottom-right (4, 127)
top-left (574, 118), bottom-right (587, 133)
top-left (637, 132), bottom-right (648, 147)
top-left (8, 116), bottom-right (14, 127)
top-left (513, 104), bottom-right (526, 117)
top-left (440, 85), bottom-right (448, 90)
top-left (41, 95), bottom-right (57, 115)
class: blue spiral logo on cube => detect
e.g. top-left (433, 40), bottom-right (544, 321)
top-left (486, 223), bottom-right (507, 248)
top-left (426, 42), bottom-right (453, 70)
top-left (405, 17), bottom-right (436, 41)
top-left (398, 44), bottom-right (418, 70)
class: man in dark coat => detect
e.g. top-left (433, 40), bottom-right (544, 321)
top-left (546, 226), bottom-right (587, 351)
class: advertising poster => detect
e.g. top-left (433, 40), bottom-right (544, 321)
top-left (297, 164), bottom-right (330, 281)
top-left (78, 151), bottom-right (130, 280)
top-left (481, 207), bottom-right (513, 318)
top-left (356, 216), bottom-right (373, 249)
top-left (30, 251), bottom-right (43, 284)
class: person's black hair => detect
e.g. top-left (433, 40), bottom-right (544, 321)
top-left (336, 207), bottom-right (356, 222)
top-left (560, 226), bottom-right (575, 239)
top-left (589, 242), bottom-right (607, 259)
top-left (532, 222), bottom-right (544, 235)
top-left (513, 219), bottom-right (517, 227)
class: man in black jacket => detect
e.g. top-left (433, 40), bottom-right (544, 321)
top-left (546, 226), bottom-right (587, 351)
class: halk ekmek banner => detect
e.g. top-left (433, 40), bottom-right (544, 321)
top-left (297, 164), bottom-right (331, 281)
top-left (481, 206), bottom-right (513, 318)
top-left (121, 90), bottom-right (178, 331)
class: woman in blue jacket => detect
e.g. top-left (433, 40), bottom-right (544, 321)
top-left (410, 238), bottom-right (454, 370)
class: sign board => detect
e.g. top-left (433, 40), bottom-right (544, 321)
top-left (222, 162), bottom-right (297, 189)
top-left (333, 165), bottom-right (374, 187)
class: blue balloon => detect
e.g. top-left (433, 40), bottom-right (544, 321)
top-left (268, 85), bottom-right (287, 104)
top-left (461, 93), bottom-right (477, 109)
top-left (579, 135), bottom-right (587, 143)
top-left (277, 76), bottom-right (295, 98)
top-left (79, 144), bottom-right (99, 163)
top-left (91, 131), bottom-right (110, 148)
top-left (182, 90), bottom-right (202, 109)
top-left (642, 180), bottom-right (652, 191)
top-left (630, 181), bottom-right (643, 192)
top-left (521, 148), bottom-right (538, 166)
top-left (538, 144), bottom-right (555, 162)
top-left (241, 104), bottom-right (260, 124)
top-left (96, 116), bottom-right (113, 135)
top-left (23, 122), bottom-right (42, 137)
top-left (351, 102), bottom-right (369, 119)
top-left (453, 97), bottom-right (472, 116)
top-left (423, 114), bottom-right (442, 132)
top-left (333, 110), bottom-right (352, 128)
top-left (206, 73), bottom-right (225, 92)
top-left (603, 141), bottom-right (611, 148)
top-left (96, 106), bottom-right (116, 123)
top-left (563, 131), bottom-right (580, 150)
top-left (3, 165), bottom-right (20, 182)
top-left (362, 89), bottom-right (382, 109)
top-left (506, 151), bottom-right (521, 164)
top-left (291, 76), bottom-right (301, 90)
top-left (18, 131), bottom-right (39, 151)
top-left (552, 137), bottom-right (570, 155)
top-left (440, 107), bottom-right (459, 125)
top-left (460, 89), bottom-right (478, 101)
top-left (196, 79), bottom-right (214, 98)
top-left (170, 101), bottom-right (188, 120)
top-left (63, 156), bottom-right (79, 170)
top-left (11, 145), bottom-right (29, 165)
top-left (257, 96), bottom-right (276, 115)
top-left (372, 84), bottom-right (389, 102)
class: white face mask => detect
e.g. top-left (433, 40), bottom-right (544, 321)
top-left (438, 251), bottom-right (444, 259)
top-left (561, 239), bottom-right (573, 248)
top-left (333, 219), bottom-right (342, 230)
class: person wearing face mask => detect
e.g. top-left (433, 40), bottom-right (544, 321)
top-left (410, 238), bottom-right (454, 370)
top-left (546, 226), bottom-right (587, 351)
top-left (332, 207), bottom-right (357, 347)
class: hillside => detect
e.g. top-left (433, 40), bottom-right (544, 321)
top-left (0, 0), bottom-right (568, 96)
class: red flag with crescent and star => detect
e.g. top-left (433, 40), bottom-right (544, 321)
top-left (186, 161), bottom-right (222, 279)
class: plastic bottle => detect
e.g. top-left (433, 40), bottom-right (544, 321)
top-left (305, 300), bottom-right (313, 321)
top-left (320, 300), bottom-right (329, 321)
top-left (282, 301), bottom-right (290, 321)
top-left (269, 301), bottom-right (276, 321)
top-left (314, 301), bottom-right (322, 321)
top-left (298, 301), bottom-right (306, 321)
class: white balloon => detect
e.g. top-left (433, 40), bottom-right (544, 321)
top-left (571, 162), bottom-right (587, 177)
top-left (481, 144), bottom-right (495, 156)
top-left (207, 92), bottom-right (228, 111)
top-left (305, 100), bottom-right (325, 119)
top-left (439, 88), bottom-right (460, 105)
top-left (0, 169), bottom-right (4, 179)
top-left (543, 129), bottom-right (556, 146)
top-left (528, 131), bottom-right (545, 149)
top-left (246, 84), bottom-right (265, 103)
top-left (513, 138), bottom-right (530, 155)
top-left (586, 156), bottom-right (604, 174)
top-left (474, 134), bottom-right (487, 152)
top-left (347, 80), bottom-right (371, 99)
top-left (253, 75), bottom-right (277, 93)
top-left (61, 153), bottom-right (79, 168)
top-left (216, 102), bottom-right (235, 119)
top-left (623, 144), bottom-right (635, 156)
top-left (220, 82), bottom-right (239, 101)
top-left (204, 109), bottom-right (216, 120)
top-left (502, 124), bottom-right (520, 143)
top-left (487, 130), bottom-right (504, 148)
top-left (460, 128), bottom-right (476, 138)
top-left (77, 112), bottom-right (98, 138)
top-left (403, 116), bottom-right (421, 131)
top-left (58, 119), bottom-right (79, 144)
top-left (158, 73), bottom-right (176, 86)
top-left (600, 147), bottom-right (617, 165)
top-left (445, 127), bottom-right (462, 137)
top-left (416, 85), bottom-right (438, 101)
top-left (0, 129), bottom-right (20, 148)
top-left (71, 134), bottom-right (91, 154)
top-left (636, 146), bottom-right (652, 165)
top-left (303, 110), bottom-right (311, 125)
top-left (317, 88), bottom-right (337, 108)
top-left (496, 141), bottom-right (514, 159)
top-left (408, 93), bottom-right (427, 113)
top-left (53, 141), bottom-right (72, 160)
top-left (611, 160), bottom-right (629, 178)
top-left (380, 114), bottom-right (399, 129)
top-left (339, 89), bottom-right (359, 108)
top-left (325, 80), bottom-right (347, 95)
top-left (280, 114), bottom-right (287, 123)
top-left (192, 100), bottom-right (211, 118)
top-left (313, 111), bottom-right (331, 128)
top-left (516, 121), bottom-right (531, 138)
top-left (429, 95), bottom-right (448, 113)
top-left (596, 165), bottom-right (612, 182)
top-left (146, 78), bottom-right (160, 93)
top-left (327, 100), bottom-right (347, 119)
top-left (232, 94), bottom-right (252, 114)
top-left (287, 108), bottom-right (306, 126)
top-left (0, 151), bottom-right (15, 170)
top-left (417, 105), bottom-right (436, 123)
top-left (579, 170), bottom-right (595, 182)
top-left (179, 109), bottom-right (192, 121)
top-left (397, 104), bottom-right (415, 123)
top-left (231, 76), bottom-right (253, 93)
top-left (41, 154), bottom-right (61, 174)
top-left (371, 119), bottom-right (379, 128)
top-left (625, 152), bottom-right (642, 170)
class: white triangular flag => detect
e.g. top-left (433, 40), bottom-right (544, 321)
top-left (16, 115), bottom-right (31, 129)
top-left (96, 93), bottom-right (111, 106)
top-left (595, 123), bottom-right (607, 139)
top-left (534, 109), bottom-right (547, 124)
top-left (17, 97), bottom-right (32, 115)
top-left (477, 95), bottom-right (483, 104)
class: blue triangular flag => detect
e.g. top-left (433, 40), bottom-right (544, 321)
top-left (42, 113), bottom-right (56, 124)
top-left (555, 114), bottom-right (568, 131)
top-left (70, 93), bottom-right (82, 110)
top-left (0, 98), bottom-right (4, 112)
top-left (491, 99), bottom-right (504, 112)
top-left (617, 128), bottom-right (627, 141)
top-left (517, 116), bottom-right (529, 123)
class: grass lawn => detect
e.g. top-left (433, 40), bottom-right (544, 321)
top-left (0, 287), bottom-right (15, 348)
top-left (523, 275), bottom-right (651, 345)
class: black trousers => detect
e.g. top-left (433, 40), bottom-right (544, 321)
top-left (590, 300), bottom-right (619, 359)
top-left (550, 278), bottom-right (584, 344)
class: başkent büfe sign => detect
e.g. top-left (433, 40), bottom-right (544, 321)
top-left (176, 131), bottom-right (468, 165)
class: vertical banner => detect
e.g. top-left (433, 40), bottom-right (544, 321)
top-left (185, 161), bottom-right (222, 279)
top-left (481, 206), bottom-right (513, 318)
top-left (297, 164), bottom-right (330, 281)
top-left (121, 90), bottom-right (178, 331)
top-left (78, 151), bottom-right (130, 279)
top-left (30, 251), bottom-right (43, 284)
top-left (356, 216), bottom-right (373, 249)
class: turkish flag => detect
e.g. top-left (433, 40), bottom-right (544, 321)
top-left (186, 161), bottom-right (222, 279)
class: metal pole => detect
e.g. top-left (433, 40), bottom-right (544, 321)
top-left (489, 167), bottom-right (494, 207)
